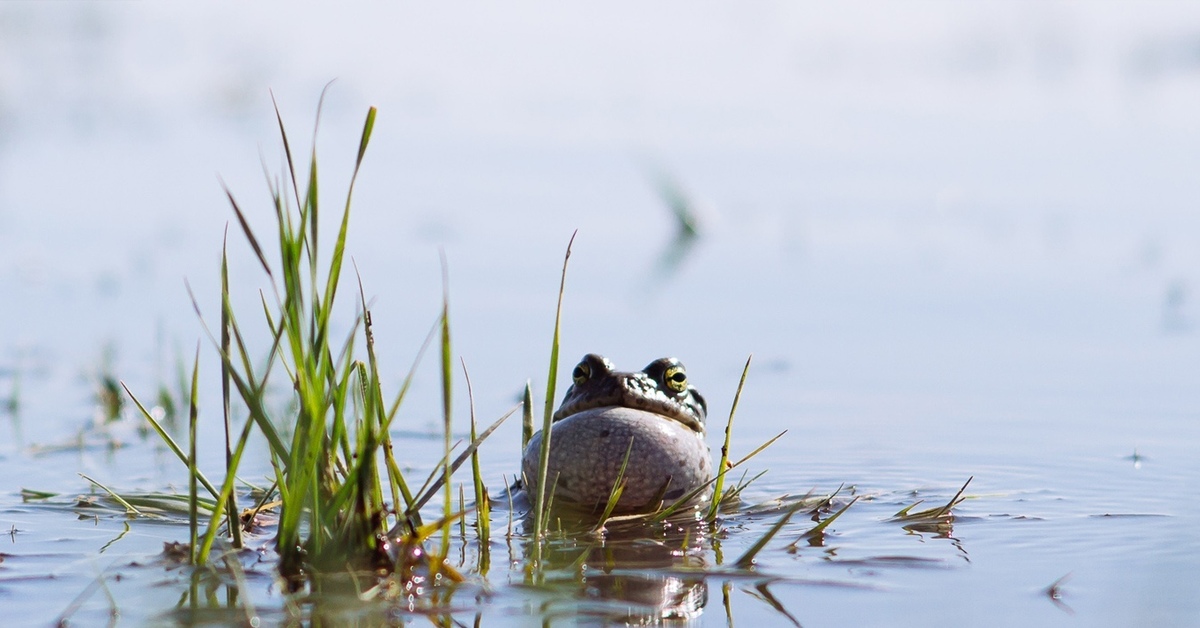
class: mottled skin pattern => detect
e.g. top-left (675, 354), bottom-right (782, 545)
top-left (522, 354), bottom-right (713, 513)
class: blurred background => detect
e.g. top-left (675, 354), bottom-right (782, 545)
top-left (2, 0), bottom-right (1198, 469)
top-left (2, 2), bottom-right (1197, 423)
top-left (2, 2), bottom-right (1200, 624)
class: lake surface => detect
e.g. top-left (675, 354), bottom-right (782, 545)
top-left (2, 2), bottom-right (1199, 625)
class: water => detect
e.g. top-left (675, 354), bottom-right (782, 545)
top-left (2, 2), bottom-right (1200, 625)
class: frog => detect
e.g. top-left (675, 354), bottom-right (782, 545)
top-left (521, 354), bottom-right (713, 514)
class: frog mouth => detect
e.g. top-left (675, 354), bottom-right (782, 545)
top-left (556, 401), bottom-right (704, 433)
top-left (552, 366), bottom-right (706, 433)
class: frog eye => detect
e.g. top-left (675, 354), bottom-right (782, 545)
top-left (572, 361), bottom-right (591, 385)
top-left (664, 365), bottom-right (688, 392)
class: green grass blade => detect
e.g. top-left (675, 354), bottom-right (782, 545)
top-left (731, 430), bottom-right (787, 469)
top-left (532, 231), bottom-right (576, 568)
top-left (197, 416), bottom-right (256, 565)
top-left (707, 354), bottom-right (752, 522)
top-left (592, 438), bottom-right (636, 533)
top-left (723, 468), bottom-right (769, 504)
top-left (355, 106), bottom-right (376, 168)
top-left (891, 477), bottom-right (973, 522)
top-left (438, 253), bottom-right (454, 563)
top-left (733, 500), bottom-right (806, 569)
top-left (270, 91), bottom-right (302, 219)
top-left (796, 496), bottom-right (857, 545)
top-left (649, 430), bottom-right (785, 523)
top-left (403, 405), bottom-right (517, 520)
top-left (120, 382), bottom-right (219, 500)
top-left (187, 344), bottom-right (200, 563)
top-left (463, 358), bottom-right (491, 552)
top-left (183, 279), bottom-right (290, 461)
top-left (220, 235), bottom-right (243, 550)
top-left (377, 319), bottom-right (440, 530)
top-left (521, 380), bottom-right (533, 450)
top-left (79, 474), bottom-right (146, 518)
top-left (222, 183), bottom-right (272, 278)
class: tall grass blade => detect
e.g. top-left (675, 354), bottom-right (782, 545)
top-left (121, 382), bottom-right (220, 499)
top-left (354, 267), bottom-right (408, 532)
top-left (707, 354), bottom-right (752, 522)
top-left (184, 281), bottom-right (289, 459)
top-left (463, 359), bottom-right (491, 559)
top-left (187, 344), bottom-right (200, 564)
top-left (220, 234), bottom-right (243, 550)
top-left (403, 407), bottom-right (516, 520)
top-left (269, 91), bottom-right (302, 218)
top-left (197, 415), bottom-right (257, 565)
top-left (356, 107), bottom-right (377, 168)
top-left (532, 231), bottom-right (576, 570)
top-left (223, 185), bottom-right (272, 278)
top-left (521, 380), bottom-right (533, 450)
top-left (438, 252), bottom-right (454, 566)
top-left (730, 430), bottom-right (787, 468)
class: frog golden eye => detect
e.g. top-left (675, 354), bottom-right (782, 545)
top-left (572, 361), bottom-right (591, 385)
top-left (664, 365), bottom-right (688, 392)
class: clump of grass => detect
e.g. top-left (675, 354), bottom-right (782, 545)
top-left (212, 99), bottom-right (423, 583)
top-left (121, 96), bottom-right (509, 592)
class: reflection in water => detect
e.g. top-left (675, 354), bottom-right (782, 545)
top-left (745, 581), bottom-right (802, 628)
top-left (1043, 573), bottom-right (1075, 616)
top-left (534, 517), bottom-right (711, 623)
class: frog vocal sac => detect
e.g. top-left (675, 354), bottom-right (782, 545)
top-left (521, 354), bottom-right (713, 514)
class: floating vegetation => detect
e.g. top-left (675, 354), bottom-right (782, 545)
top-left (787, 486), bottom-right (859, 551)
top-left (890, 476), bottom-right (973, 534)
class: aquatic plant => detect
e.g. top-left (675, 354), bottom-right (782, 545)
top-left (124, 95), bottom-right (512, 592)
top-left (890, 476), bottom-right (973, 534)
